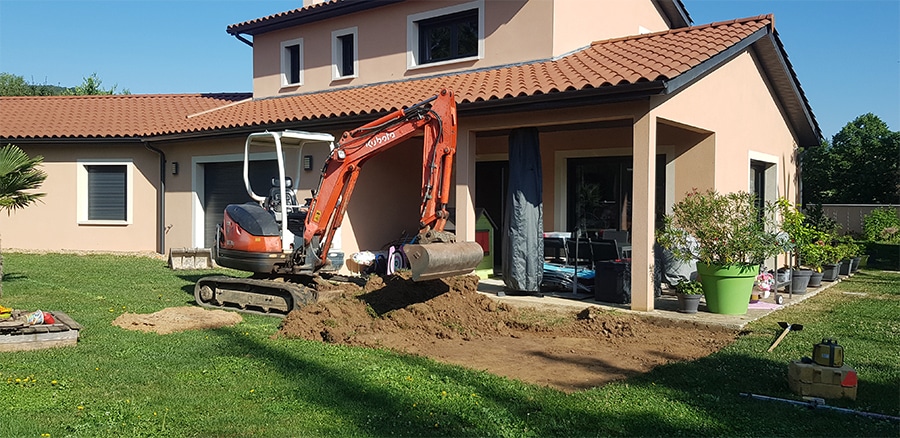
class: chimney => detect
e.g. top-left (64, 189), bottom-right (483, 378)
top-left (303, 0), bottom-right (326, 6)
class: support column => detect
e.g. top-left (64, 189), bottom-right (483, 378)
top-left (454, 129), bottom-right (476, 242)
top-left (631, 109), bottom-right (657, 311)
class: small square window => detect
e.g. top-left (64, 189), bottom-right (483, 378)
top-left (87, 165), bottom-right (127, 221)
top-left (78, 160), bottom-right (132, 224)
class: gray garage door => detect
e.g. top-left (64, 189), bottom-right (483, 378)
top-left (203, 160), bottom-right (279, 248)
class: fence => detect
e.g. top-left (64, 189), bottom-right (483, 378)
top-left (819, 204), bottom-right (900, 236)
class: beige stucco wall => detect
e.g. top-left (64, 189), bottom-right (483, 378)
top-left (653, 49), bottom-right (800, 203)
top-left (0, 142), bottom-right (160, 252)
top-left (251, 0), bottom-right (671, 98)
top-left (551, 0), bottom-right (671, 56)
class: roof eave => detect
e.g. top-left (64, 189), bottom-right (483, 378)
top-left (227, 0), bottom-right (404, 37)
top-left (661, 24), bottom-right (821, 148)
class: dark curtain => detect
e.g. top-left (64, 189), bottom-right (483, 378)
top-left (502, 127), bottom-right (543, 292)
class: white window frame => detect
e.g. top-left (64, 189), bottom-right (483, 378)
top-left (407, 0), bottom-right (484, 70)
top-left (748, 150), bottom-right (780, 203)
top-left (76, 159), bottom-right (133, 225)
top-left (280, 37), bottom-right (304, 87)
top-left (331, 27), bottom-right (358, 80)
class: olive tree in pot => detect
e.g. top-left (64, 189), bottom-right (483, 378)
top-left (658, 190), bottom-right (784, 315)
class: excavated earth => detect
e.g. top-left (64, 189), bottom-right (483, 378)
top-left (278, 273), bottom-right (739, 393)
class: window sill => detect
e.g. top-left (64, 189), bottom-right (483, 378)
top-left (407, 54), bottom-right (480, 71)
top-left (78, 220), bottom-right (131, 226)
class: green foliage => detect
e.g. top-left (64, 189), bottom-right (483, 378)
top-left (673, 280), bottom-right (703, 295)
top-left (803, 113), bottom-right (900, 204)
top-left (0, 144), bottom-right (47, 214)
top-left (0, 253), bottom-right (896, 437)
top-left (0, 72), bottom-right (129, 96)
top-left (65, 73), bottom-right (130, 96)
top-left (777, 199), bottom-right (843, 269)
top-left (1, 72), bottom-right (69, 96)
top-left (862, 207), bottom-right (900, 243)
top-left (658, 190), bottom-right (784, 266)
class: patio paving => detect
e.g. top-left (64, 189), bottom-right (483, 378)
top-left (476, 275), bottom-right (849, 330)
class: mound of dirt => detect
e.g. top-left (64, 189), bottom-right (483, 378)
top-left (278, 274), bottom-right (738, 392)
top-left (113, 306), bottom-right (242, 335)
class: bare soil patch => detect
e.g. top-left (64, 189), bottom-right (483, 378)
top-left (278, 273), bottom-right (738, 393)
top-left (113, 306), bottom-right (242, 335)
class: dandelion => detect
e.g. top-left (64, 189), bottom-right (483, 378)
top-left (77, 406), bottom-right (84, 411)
top-left (51, 380), bottom-right (58, 385)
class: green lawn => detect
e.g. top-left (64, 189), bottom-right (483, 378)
top-left (1, 253), bottom-right (897, 437)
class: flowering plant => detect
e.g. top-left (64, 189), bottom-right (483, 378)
top-left (755, 271), bottom-right (775, 293)
top-left (657, 189), bottom-right (784, 267)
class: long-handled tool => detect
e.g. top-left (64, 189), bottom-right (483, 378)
top-left (740, 393), bottom-right (900, 422)
top-left (767, 321), bottom-right (803, 352)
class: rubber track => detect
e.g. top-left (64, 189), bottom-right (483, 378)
top-left (194, 275), bottom-right (318, 317)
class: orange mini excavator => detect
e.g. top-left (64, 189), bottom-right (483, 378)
top-left (195, 90), bottom-right (484, 316)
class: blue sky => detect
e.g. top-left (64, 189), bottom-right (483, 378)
top-left (0, 0), bottom-right (897, 140)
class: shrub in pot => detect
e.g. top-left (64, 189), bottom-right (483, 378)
top-left (658, 190), bottom-right (783, 315)
top-left (673, 280), bottom-right (703, 314)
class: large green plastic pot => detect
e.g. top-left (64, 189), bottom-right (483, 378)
top-left (696, 263), bottom-right (758, 314)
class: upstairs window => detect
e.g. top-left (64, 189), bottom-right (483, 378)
top-left (419, 9), bottom-right (477, 63)
top-left (408, 1), bottom-right (483, 69)
top-left (280, 38), bottom-right (303, 87)
top-left (332, 27), bottom-right (358, 79)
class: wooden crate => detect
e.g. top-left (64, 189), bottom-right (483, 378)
top-left (0, 311), bottom-right (82, 352)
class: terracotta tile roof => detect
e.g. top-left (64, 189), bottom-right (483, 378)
top-left (0, 93), bottom-right (250, 139)
top-left (2, 15), bottom-right (817, 144)
top-left (178, 15), bottom-right (777, 135)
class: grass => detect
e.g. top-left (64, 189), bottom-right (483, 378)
top-left (1, 252), bottom-right (897, 437)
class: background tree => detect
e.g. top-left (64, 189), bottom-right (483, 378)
top-left (803, 113), bottom-right (900, 204)
top-left (0, 144), bottom-right (48, 297)
top-left (65, 73), bottom-right (130, 95)
top-left (0, 72), bottom-right (129, 96)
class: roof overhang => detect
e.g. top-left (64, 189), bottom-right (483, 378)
top-left (227, 0), bottom-right (404, 37)
top-left (653, 0), bottom-right (692, 28)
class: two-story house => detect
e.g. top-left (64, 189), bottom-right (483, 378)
top-left (0, 0), bottom-right (819, 311)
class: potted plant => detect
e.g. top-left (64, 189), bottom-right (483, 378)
top-left (658, 190), bottom-right (784, 315)
top-left (673, 280), bottom-right (703, 313)
top-left (799, 239), bottom-right (840, 288)
top-left (836, 238), bottom-right (861, 275)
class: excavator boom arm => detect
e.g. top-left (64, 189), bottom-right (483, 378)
top-left (302, 89), bottom-right (459, 267)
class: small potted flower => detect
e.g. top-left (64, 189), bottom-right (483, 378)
top-left (673, 280), bottom-right (703, 313)
top-left (753, 271), bottom-right (776, 302)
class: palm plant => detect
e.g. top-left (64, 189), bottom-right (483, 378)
top-left (0, 144), bottom-right (47, 297)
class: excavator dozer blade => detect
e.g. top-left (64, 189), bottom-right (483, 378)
top-left (404, 242), bottom-right (485, 281)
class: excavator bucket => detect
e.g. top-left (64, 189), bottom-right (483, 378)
top-left (404, 242), bottom-right (485, 281)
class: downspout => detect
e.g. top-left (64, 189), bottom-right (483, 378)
top-left (232, 33), bottom-right (253, 47)
top-left (143, 141), bottom-right (166, 255)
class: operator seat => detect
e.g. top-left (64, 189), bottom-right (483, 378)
top-left (266, 176), bottom-right (299, 215)
top-left (265, 176), bottom-right (307, 236)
